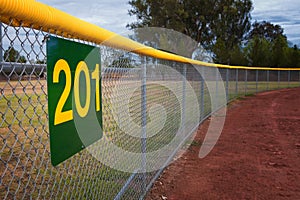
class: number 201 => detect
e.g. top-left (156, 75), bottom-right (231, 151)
top-left (53, 59), bottom-right (100, 125)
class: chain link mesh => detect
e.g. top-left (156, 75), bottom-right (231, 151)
top-left (1, 19), bottom-right (300, 200)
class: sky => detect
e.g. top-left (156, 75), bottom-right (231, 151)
top-left (39, 0), bottom-right (300, 45)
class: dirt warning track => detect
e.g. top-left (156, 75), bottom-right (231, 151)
top-left (146, 88), bottom-right (300, 200)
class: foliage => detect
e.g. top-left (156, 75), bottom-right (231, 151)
top-left (211, 0), bottom-right (253, 63)
top-left (128, 1), bottom-right (300, 68)
top-left (3, 46), bottom-right (27, 63)
top-left (128, 0), bottom-right (253, 60)
top-left (229, 45), bottom-right (248, 66)
top-left (244, 36), bottom-right (272, 67)
top-left (36, 59), bottom-right (46, 64)
top-left (287, 45), bottom-right (300, 68)
top-left (271, 35), bottom-right (288, 67)
top-left (248, 21), bottom-right (284, 42)
top-left (244, 22), bottom-right (299, 68)
top-left (108, 55), bottom-right (135, 68)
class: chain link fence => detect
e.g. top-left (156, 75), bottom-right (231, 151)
top-left (1, 16), bottom-right (300, 200)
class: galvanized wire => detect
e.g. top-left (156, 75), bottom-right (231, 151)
top-left (1, 20), bottom-right (300, 200)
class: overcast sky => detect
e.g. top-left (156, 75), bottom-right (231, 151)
top-left (39, 0), bottom-right (300, 45)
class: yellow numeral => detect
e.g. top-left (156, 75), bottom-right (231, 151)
top-left (74, 61), bottom-right (90, 118)
top-left (53, 59), bottom-right (73, 125)
top-left (92, 64), bottom-right (100, 111)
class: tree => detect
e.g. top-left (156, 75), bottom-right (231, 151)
top-left (36, 59), bottom-right (46, 64)
top-left (3, 46), bottom-right (27, 63)
top-left (229, 45), bottom-right (248, 66)
top-left (128, 0), bottom-right (253, 59)
top-left (286, 45), bottom-right (300, 68)
top-left (128, 0), bottom-right (188, 33)
top-left (108, 55), bottom-right (135, 68)
top-left (129, 27), bottom-right (200, 58)
top-left (271, 35), bottom-right (288, 67)
top-left (248, 21), bottom-right (284, 43)
top-left (245, 21), bottom-right (290, 67)
top-left (211, 0), bottom-right (252, 63)
top-left (213, 38), bottom-right (230, 64)
top-left (244, 36), bottom-right (271, 67)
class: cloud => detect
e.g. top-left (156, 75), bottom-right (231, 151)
top-left (252, 0), bottom-right (300, 44)
top-left (39, 0), bottom-right (134, 34)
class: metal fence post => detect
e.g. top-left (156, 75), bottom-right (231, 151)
top-left (200, 67), bottom-right (205, 120)
top-left (267, 70), bottom-right (270, 91)
top-left (278, 70), bottom-right (281, 89)
top-left (288, 70), bottom-right (291, 88)
top-left (182, 64), bottom-right (187, 130)
top-left (256, 69), bottom-right (258, 93)
top-left (141, 56), bottom-right (147, 197)
top-left (226, 68), bottom-right (229, 101)
top-left (236, 68), bottom-right (238, 97)
top-left (245, 70), bottom-right (248, 95)
top-left (215, 68), bottom-right (219, 110)
top-left (299, 71), bottom-right (300, 86)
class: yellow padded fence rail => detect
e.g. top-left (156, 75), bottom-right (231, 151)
top-left (0, 0), bottom-right (299, 71)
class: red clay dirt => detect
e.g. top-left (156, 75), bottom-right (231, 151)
top-left (146, 88), bottom-right (300, 200)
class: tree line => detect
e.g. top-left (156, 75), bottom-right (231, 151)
top-left (127, 0), bottom-right (300, 68)
top-left (2, 46), bottom-right (45, 64)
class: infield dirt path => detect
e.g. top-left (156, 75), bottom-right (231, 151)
top-left (146, 88), bottom-right (300, 200)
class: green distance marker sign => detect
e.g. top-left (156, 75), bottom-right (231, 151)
top-left (47, 36), bottom-right (103, 166)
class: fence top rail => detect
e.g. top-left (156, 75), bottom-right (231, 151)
top-left (0, 0), bottom-right (299, 71)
